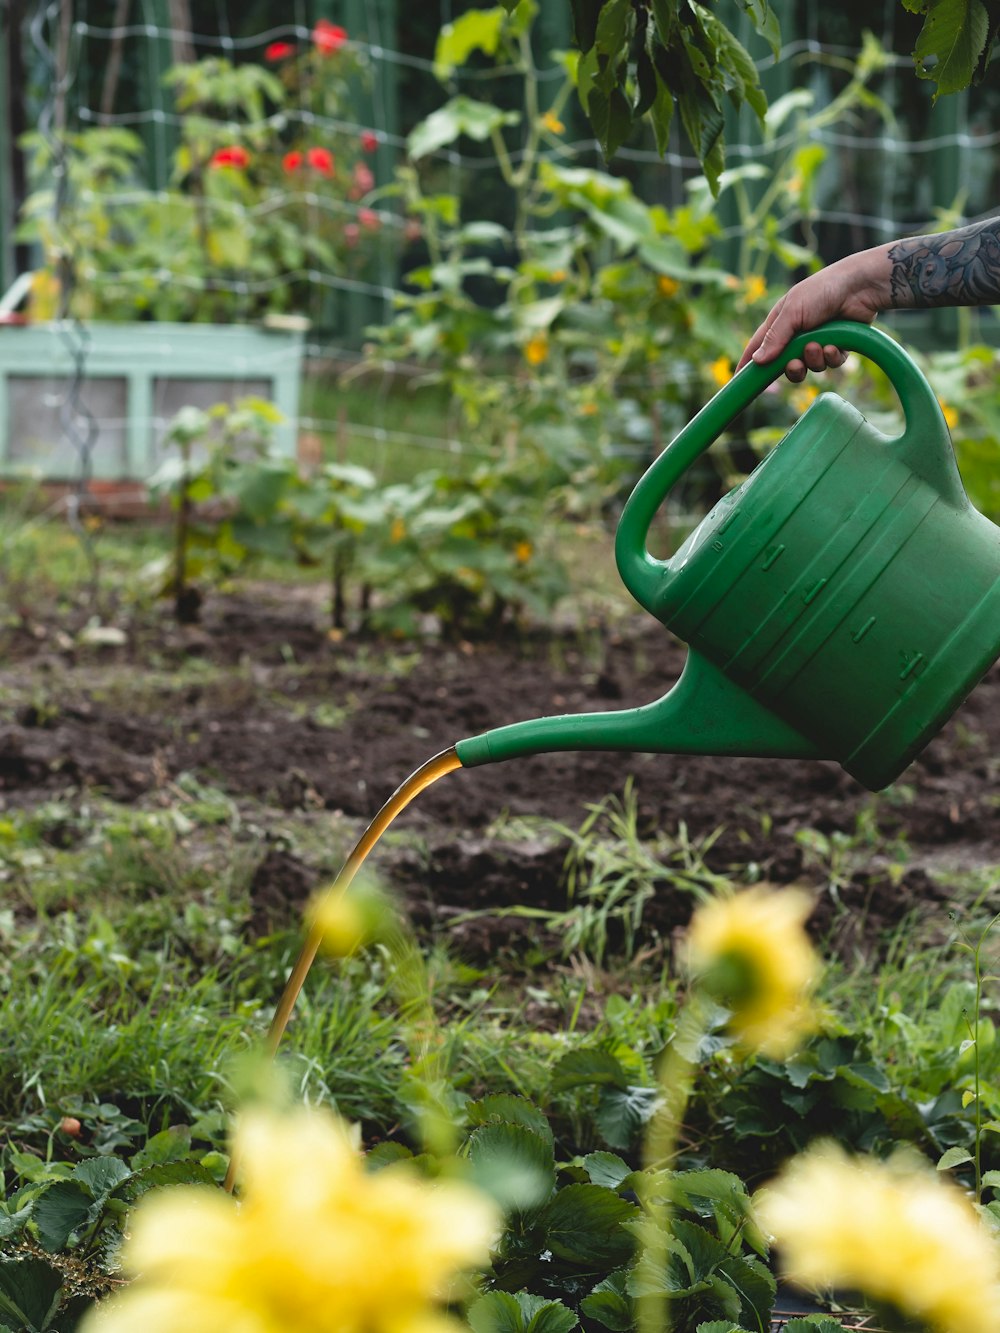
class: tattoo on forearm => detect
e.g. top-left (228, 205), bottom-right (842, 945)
top-left (888, 217), bottom-right (1000, 307)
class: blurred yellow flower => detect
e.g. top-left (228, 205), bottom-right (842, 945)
top-left (938, 396), bottom-right (959, 430)
top-left (390, 517), bottom-right (407, 543)
top-left (550, 268), bottom-right (568, 283)
top-left (524, 334), bottom-right (549, 366)
top-left (514, 540), bottom-right (533, 564)
top-left (579, 400), bottom-right (599, 416)
top-left (81, 1106), bottom-right (498, 1333)
top-left (308, 878), bottom-right (392, 959)
top-left (708, 355), bottom-right (732, 389)
top-left (744, 274), bottom-right (767, 303)
top-left (791, 383), bottom-right (820, 413)
top-left (541, 109), bottom-right (565, 134)
top-left (686, 886), bottom-right (819, 1057)
top-left (657, 274), bottom-right (681, 298)
top-left (757, 1143), bottom-right (1000, 1333)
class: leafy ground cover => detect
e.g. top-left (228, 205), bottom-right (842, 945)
top-left (1, 525), bottom-right (999, 1331)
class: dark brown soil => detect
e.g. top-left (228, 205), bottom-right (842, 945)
top-left (2, 586), bottom-right (998, 957)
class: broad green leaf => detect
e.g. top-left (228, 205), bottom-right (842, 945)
top-left (131, 1125), bottom-right (194, 1170)
top-left (582, 1151), bottom-right (632, 1189)
top-left (466, 1121), bottom-right (555, 1210)
top-left (782, 1320), bottom-right (846, 1333)
top-left (587, 85), bottom-right (634, 160)
top-left (595, 1084), bottom-right (660, 1149)
top-left (937, 1146), bottom-right (974, 1170)
top-left (31, 1181), bottom-right (93, 1252)
top-left (914, 0), bottom-right (990, 95)
top-left (733, 0), bottom-right (781, 55)
top-left (0, 1256), bottom-right (65, 1332)
top-left (73, 1157), bottom-right (132, 1198)
top-left (407, 97), bottom-right (520, 160)
top-left (580, 1272), bottom-right (633, 1332)
top-left (468, 1291), bottom-right (578, 1333)
top-left (434, 8), bottom-right (505, 81)
top-left (981, 1169), bottom-right (1000, 1190)
top-left (693, 1324), bottom-right (743, 1333)
top-left (571, 0), bottom-right (604, 50)
top-left (551, 1048), bottom-right (628, 1093)
top-left (466, 1094), bottom-right (555, 1144)
top-left (594, 0), bottom-right (630, 55)
top-left (540, 1182), bottom-right (638, 1267)
top-left (114, 1160), bottom-right (218, 1203)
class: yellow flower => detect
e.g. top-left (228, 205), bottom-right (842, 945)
top-left (791, 383), bottom-right (820, 414)
top-left (744, 274), bottom-right (767, 304)
top-left (514, 540), bottom-right (533, 564)
top-left (308, 878), bottom-right (392, 959)
top-left (656, 274), bottom-right (681, 298)
top-left (550, 269), bottom-right (568, 283)
top-left (708, 355), bottom-right (732, 389)
top-left (81, 1106), bottom-right (498, 1333)
top-left (579, 400), bottom-right (599, 416)
top-left (938, 396), bottom-right (959, 430)
top-left (757, 1143), bottom-right (1000, 1333)
top-left (524, 334), bottom-right (549, 366)
top-left (390, 516), bottom-right (406, 543)
top-left (686, 886), bottom-right (819, 1057)
top-left (541, 109), bottom-right (564, 134)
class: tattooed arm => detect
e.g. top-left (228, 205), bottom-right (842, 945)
top-left (737, 216), bottom-right (1000, 382)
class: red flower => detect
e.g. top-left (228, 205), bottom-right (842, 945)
top-left (313, 19), bottom-right (347, 54)
top-left (210, 145), bottom-right (250, 169)
top-left (265, 41), bottom-right (296, 62)
top-left (358, 207), bottom-right (380, 232)
top-left (283, 150), bottom-right (304, 173)
top-left (343, 223), bottom-right (360, 248)
top-left (353, 161), bottom-right (374, 194)
top-left (306, 146), bottom-right (335, 177)
top-left (360, 129), bottom-right (378, 154)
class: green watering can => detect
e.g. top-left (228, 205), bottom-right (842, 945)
top-left (455, 320), bottom-right (1000, 792)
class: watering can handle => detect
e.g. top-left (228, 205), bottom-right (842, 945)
top-left (615, 318), bottom-right (959, 618)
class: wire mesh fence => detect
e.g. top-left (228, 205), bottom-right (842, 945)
top-left (2, 0), bottom-right (998, 494)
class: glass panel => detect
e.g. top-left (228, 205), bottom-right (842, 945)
top-left (7, 376), bottom-right (129, 478)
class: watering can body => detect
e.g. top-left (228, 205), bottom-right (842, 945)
top-left (456, 321), bottom-right (1000, 791)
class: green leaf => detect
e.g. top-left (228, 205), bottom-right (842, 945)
top-left (131, 1125), bottom-right (194, 1170)
top-left (582, 1151), bottom-right (632, 1189)
top-left (981, 1169), bottom-right (1000, 1190)
top-left (937, 1146), bottom-right (974, 1170)
top-left (73, 1157), bottom-right (132, 1197)
top-left (782, 1320), bottom-right (846, 1333)
top-left (31, 1182), bottom-right (93, 1252)
top-left (580, 1271), bottom-right (634, 1332)
top-left (694, 1324), bottom-right (743, 1333)
top-left (587, 84), bottom-right (634, 159)
top-left (469, 1291), bottom-right (579, 1333)
top-left (466, 1121), bottom-right (556, 1211)
top-left (733, 0), bottom-right (781, 55)
top-left (594, 0), bottom-right (630, 55)
top-left (914, 0), bottom-right (990, 95)
top-left (407, 97), bottom-right (520, 160)
top-left (595, 1084), bottom-right (660, 1149)
top-left (551, 1048), bottom-right (629, 1093)
top-left (0, 1257), bottom-right (65, 1332)
top-left (434, 7), bottom-right (506, 80)
top-left (571, 0), bottom-right (604, 50)
top-left (466, 1094), bottom-right (555, 1144)
top-left (540, 1182), bottom-right (638, 1267)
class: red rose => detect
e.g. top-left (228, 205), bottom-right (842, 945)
top-left (306, 146), bottom-right (335, 177)
top-left (283, 150), bottom-right (304, 173)
top-left (210, 145), bottom-right (250, 169)
top-left (313, 20), bottom-right (347, 54)
top-left (358, 207), bottom-right (380, 231)
top-left (360, 129), bottom-right (378, 154)
top-left (265, 41), bottom-right (296, 62)
top-left (352, 161), bottom-right (374, 194)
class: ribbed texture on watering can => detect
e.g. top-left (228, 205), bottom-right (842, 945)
top-left (653, 392), bottom-right (1000, 791)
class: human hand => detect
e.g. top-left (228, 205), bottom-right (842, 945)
top-left (736, 252), bottom-right (890, 382)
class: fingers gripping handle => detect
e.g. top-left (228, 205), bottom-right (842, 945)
top-left (614, 319), bottom-right (956, 618)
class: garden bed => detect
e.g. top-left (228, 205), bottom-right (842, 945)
top-left (1, 579), bottom-right (996, 960)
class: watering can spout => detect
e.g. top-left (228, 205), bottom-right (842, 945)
top-left (454, 652), bottom-right (823, 768)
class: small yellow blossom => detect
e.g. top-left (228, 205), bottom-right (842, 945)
top-left (938, 396), bottom-right (959, 430)
top-left (744, 274), bottom-right (768, 304)
top-left (686, 886), bottom-right (819, 1057)
top-left (757, 1143), bottom-right (1000, 1333)
top-left (390, 516), bottom-right (406, 543)
top-left (550, 269), bottom-right (568, 283)
top-left (541, 109), bottom-right (565, 135)
top-left (708, 355), bottom-right (732, 389)
top-left (308, 878), bottom-right (391, 959)
top-left (791, 383), bottom-right (820, 413)
top-left (81, 1106), bottom-right (498, 1333)
top-left (579, 400), bottom-right (599, 416)
top-left (524, 334), bottom-right (549, 366)
top-left (656, 274), bottom-right (681, 298)
top-left (514, 540), bottom-right (533, 564)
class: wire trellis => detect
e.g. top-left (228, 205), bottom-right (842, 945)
top-left (7, 3), bottom-right (990, 489)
